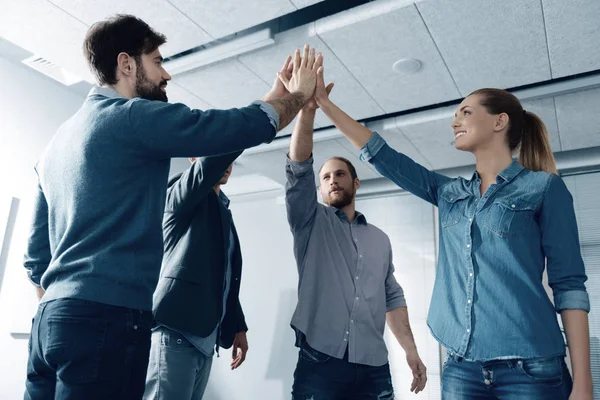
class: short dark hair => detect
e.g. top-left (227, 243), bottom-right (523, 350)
top-left (319, 156), bottom-right (358, 181)
top-left (83, 14), bottom-right (166, 85)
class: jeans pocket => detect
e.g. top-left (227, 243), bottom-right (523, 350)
top-left (299, 343), bottom-right (331, 364)
top-left (516, 357), bottom-right (563, 385)
top-left (45, 316), bottom-right (107, 384)
top-left (161, 328), bottom-right (196, 350)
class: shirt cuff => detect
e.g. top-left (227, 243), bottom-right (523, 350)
top-left (286, 154), bottom-right (314, 174)
top-left (252, 100), bottom-right (279, 132)
top-left (359, 131), bottom-right (386, 162)
top-left (386, 297), bottom-right (407, 312)
top-left (554, 290), bottom-right (590, 313)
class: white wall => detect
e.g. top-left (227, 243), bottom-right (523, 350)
top-left (0, 55), bottom-right (85, 399)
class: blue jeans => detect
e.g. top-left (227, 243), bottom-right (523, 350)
top-left (143, 327), bottom-right (213, 400)
top-left (291, 340), bottom-right (394, 400)
top-left (442, 354), bottom-right (573, 399)
top-left (25, 298), bottom-right (153, 400)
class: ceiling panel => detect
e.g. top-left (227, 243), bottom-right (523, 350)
top-left (176, 58), bottom-right (271, 109)
top-left (0, 0), bottom-right (93, 82)
top-left (48, 0), bottom-right (213, 57)
top-left (237, 148), bottom-right (289, 185)
top-left (417, 0), bottom-right (550, 95)
top-left (315, 2), bottom-right (460, 113)
top-left (168, 81), bottom-right (213, 110)
top-left (542, 0), bottom-right (600, 78)
top-left (238, 25), bottom-right (385, 126)
top-left (554, 87), bottom-right (600, 151)
top-left (397, 119), bottom-right (475, 170)
top-left (168, 0), bottom-right (295, 39)
top-left (520, 97), bottom-right (561, 152)
top-left (290, 0), bottom-right (325, 8)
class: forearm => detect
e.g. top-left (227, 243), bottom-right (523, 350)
top-left (289, 109), bottom-right (316, 162)
top-left (561, 309), bottom-right (593, 391)
top-left (386, 307), bottom-right (418, 354)
top-left (266, 92), bottom-right (307, 131)
top-left (319, 99), bottom-right (373, 149)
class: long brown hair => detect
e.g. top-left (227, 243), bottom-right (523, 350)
top-left (469, 88), bottom-right (557, 174)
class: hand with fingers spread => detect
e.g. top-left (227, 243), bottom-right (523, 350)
top-left (278, 44), bottom-right (319, 104)
top-left (231, 331), bottom-right (248, 370)
top-left (262, 55), bottom-right (294, 102)
top-left (305, 64), bottom-right (334, 111)
top-left (406, 351), bottom-right (428, 394)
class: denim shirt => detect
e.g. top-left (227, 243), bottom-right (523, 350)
top-left (360, 132), bottom-right (590, 361)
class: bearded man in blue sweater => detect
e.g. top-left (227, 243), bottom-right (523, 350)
top-left (22, 14), bottom-right (320, 400)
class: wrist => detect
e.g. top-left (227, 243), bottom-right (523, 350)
top-left (317, 98), bottom-right (334, 113)
top-left (301, 106), bottom-right (317, 114)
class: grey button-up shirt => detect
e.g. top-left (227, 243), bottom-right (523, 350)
top-left (285, 156), bottom-right (407, 367)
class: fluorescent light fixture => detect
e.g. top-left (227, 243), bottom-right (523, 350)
top-left (21, 55), bottom-right (83, 86)
top-left (164, 28), bottom-right (275, 75)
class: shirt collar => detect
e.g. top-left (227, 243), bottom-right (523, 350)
top-left (88, 86), bottom-right (126, 100)
top-left (218, 191), bottom-right (230, 208)
top-left (469, 160), bottom-right (524, 183)
top-left (334, 208), bottom-right (367, 225)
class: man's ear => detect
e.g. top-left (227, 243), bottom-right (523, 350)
top-left (116, 52), bottom-right (135, 78)
top-left (354, 178), bottom-right (360, 191)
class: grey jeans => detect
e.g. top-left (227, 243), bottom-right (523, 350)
top-left (143, 327), bottom-right (213, 400)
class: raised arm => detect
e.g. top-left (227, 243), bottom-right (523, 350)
top-left (165, 152), bottom-right (242, 216)
top-left (128, 45), bottom-right (320, 160)
top-left (23, 181), bottom-right (51, 300)
top-left (313, 71), bottom-right (452, 206)
top-left (539, 175), bottom-right (592, 397)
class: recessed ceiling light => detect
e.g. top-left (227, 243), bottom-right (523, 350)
top-left (392, 59), bottom-right (422, 75)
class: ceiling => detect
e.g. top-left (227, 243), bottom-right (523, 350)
top-left (1, 0), bottom-right (600, 194)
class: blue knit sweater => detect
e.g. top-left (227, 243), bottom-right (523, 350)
top-left (23, 87), bottom-right (277, 310)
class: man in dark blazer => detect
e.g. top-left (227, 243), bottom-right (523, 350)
top-left (144, 152), bottom-right (248, 400)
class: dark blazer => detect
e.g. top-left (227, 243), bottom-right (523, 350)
top-left (152, 152), bottom-right (247, 349)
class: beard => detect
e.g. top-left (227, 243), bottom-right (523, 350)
top-left (324, 189), bottom-right (354, 209)
top-left (135, 63), bottom-right (168, 102)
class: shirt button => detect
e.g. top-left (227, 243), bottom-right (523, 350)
top-left (359, 255), bottom-right (363, 258)
top-left (467, 329), bottom-right (470, 333)
top-left (484, 379), bottom-right (491, 385)
top-left (467, 300), bottom-right (471, 304)
top-left (133, 325), bottom-right (138, 330)
top-left (517, 360), bottom-right (523, 365)
top-left (469, 273), bottom-right (473, 277)
top-left (356, 296), bottom-right (359, 300)
top-left (468, 218), bottom-right (472, 222)
top-left (354, 238), bottom-right (358, 242)
top-left (346, 331), bottom-right (349, 334)
top-left (351, 320), bottom-right (354, 323)
top-left (177, 339), bottom-right (183, 344)
top-left (355, 276), bottom-right (359, 280)
top-left (344, 338), bottom-right (347, 341)
top-left (466, 244), bottom-right (471, 248)
top-left (511, 204), bottom-right (516, 208)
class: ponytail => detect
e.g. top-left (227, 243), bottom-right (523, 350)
top-left (469, 88), bottom-right (558, 174)
top-left (519, 111), bottom-right (557, 174)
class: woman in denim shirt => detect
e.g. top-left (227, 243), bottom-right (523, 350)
top-left (309, 67), bottom-right (592, 399)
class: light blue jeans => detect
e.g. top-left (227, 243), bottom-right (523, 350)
top-left (442, 354), bottom-right (572, 399)
top-left (143, 327), bottom-right (213, 400)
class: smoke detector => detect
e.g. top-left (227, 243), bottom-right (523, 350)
top-left (392, 59), bottom-right (422, 75)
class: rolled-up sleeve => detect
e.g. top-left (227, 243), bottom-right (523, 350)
top-left (539, 174), bottom-right (590, 312)
top-left (251, 100), bottom-right (279, 132)
top-left (385, 248), bottom-right (407, 311)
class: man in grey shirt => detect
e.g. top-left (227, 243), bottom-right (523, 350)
top-left (282, 59), bottom-right (428, 398)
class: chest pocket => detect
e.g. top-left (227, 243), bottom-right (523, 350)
top-left (439, 191), bottom-right (470, 228)
top-left (484, 198), bottom-right (536, 238)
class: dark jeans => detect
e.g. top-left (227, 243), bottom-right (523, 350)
top-left (25, 298), bottom-right (153, 400)
top-left (442, 354), bottom-right (573, 399)
top-left (291, 340), bottom-right (394, 400)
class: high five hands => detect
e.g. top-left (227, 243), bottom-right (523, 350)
top-left (265, 44), bottom-right (334, 111)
